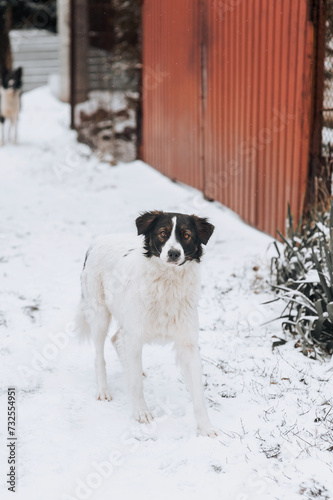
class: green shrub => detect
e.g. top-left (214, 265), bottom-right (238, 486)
top-left (271, 203), bottom-right (333, 358)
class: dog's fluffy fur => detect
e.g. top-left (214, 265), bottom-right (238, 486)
top-left (76, 211), bottom-right (218, 436)
top-left (0, 67), bottom-right (22, 145)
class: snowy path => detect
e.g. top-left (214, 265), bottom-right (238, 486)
top-left (0, 87), bottom-right (333, 500)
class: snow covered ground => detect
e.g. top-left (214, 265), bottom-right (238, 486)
top-left (0, 87), bottom-right (333, 500)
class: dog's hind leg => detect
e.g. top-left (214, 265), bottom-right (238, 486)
top-left (111, 330), bottom-right (121, 359)
top-left (92, 307), bottom-right (112, 401)
top-left (112, 330), bottom-right (146, 378)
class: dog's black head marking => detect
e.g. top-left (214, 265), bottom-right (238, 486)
top-left (136, 211), bottom-right (214, 265)
top-left (1, 67), bottom-right (23, 90)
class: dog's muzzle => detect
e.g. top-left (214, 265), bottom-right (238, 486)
top-left (167, 248), bottom-right (182, 264)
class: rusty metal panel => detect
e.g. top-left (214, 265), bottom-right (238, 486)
top-left (142, 0), bottom-right (204, 191)
top-left (142, 0), bottom-right (317, 237)
top-left (203, 0), bottom-right (314, 235)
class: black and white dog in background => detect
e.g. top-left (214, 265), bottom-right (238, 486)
top-left (0, 67), bottom-right (22, 145)
top-left (77, 211), bottom-right (218, 437)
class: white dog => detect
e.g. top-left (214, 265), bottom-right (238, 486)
top-left (76, 211), bottom-right (218, 437)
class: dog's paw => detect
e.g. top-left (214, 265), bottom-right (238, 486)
top-left (133, 407), bottom-right (154, 424)
top-left (197, 425), bottom-right (220, 438)
top-left (97, 390), bottom-right (112, 401)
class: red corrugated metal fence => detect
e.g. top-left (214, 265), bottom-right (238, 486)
top-left (142, 0), bottom-right (203, 191)
top-left (142, 0), bottom-right (320, 236)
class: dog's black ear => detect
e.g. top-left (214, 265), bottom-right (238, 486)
top-left (192, 216), bottom-right (215, 245)
top-left (136, 211), bottom-right (161, 235)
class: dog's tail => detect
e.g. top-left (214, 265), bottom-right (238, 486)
top-left (75, 299), bottom-right (91, 342)
top-left (75, 247), bottom-right (93, 342)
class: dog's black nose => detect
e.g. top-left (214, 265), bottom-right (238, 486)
top-left (168, 248), bottom-right (181, 261)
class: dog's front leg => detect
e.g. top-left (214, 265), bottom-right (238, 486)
top-left (114, 333), bottom-right (152, 423)
top-left (126, 342), bottom-right (153, 424)
top-left (7, 120), bottom-right (12, 144)
top-left (175, 342), bottom-right (218, 437)
top-left (13, 119), bottom-right (18, 145)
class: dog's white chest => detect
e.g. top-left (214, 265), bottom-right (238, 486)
top-left (139, 261), bottom-right (200, 342)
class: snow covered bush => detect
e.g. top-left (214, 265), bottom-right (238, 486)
top-left (271, 203), bottom-right (333, 358)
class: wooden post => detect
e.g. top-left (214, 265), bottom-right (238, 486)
top-left (306, 0), bottom-right (327, 211)
top-left (0, 3), bottom-right (12, 71)
top-left (70, 0), bottom-right (88, 128)
top-left (58, 0), bottom-right (70, 102)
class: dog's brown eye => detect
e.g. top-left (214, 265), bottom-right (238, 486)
top-left (183, 233), bottom-right (190, 240)
top-left (160, 231), bottom-right (167, 238)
